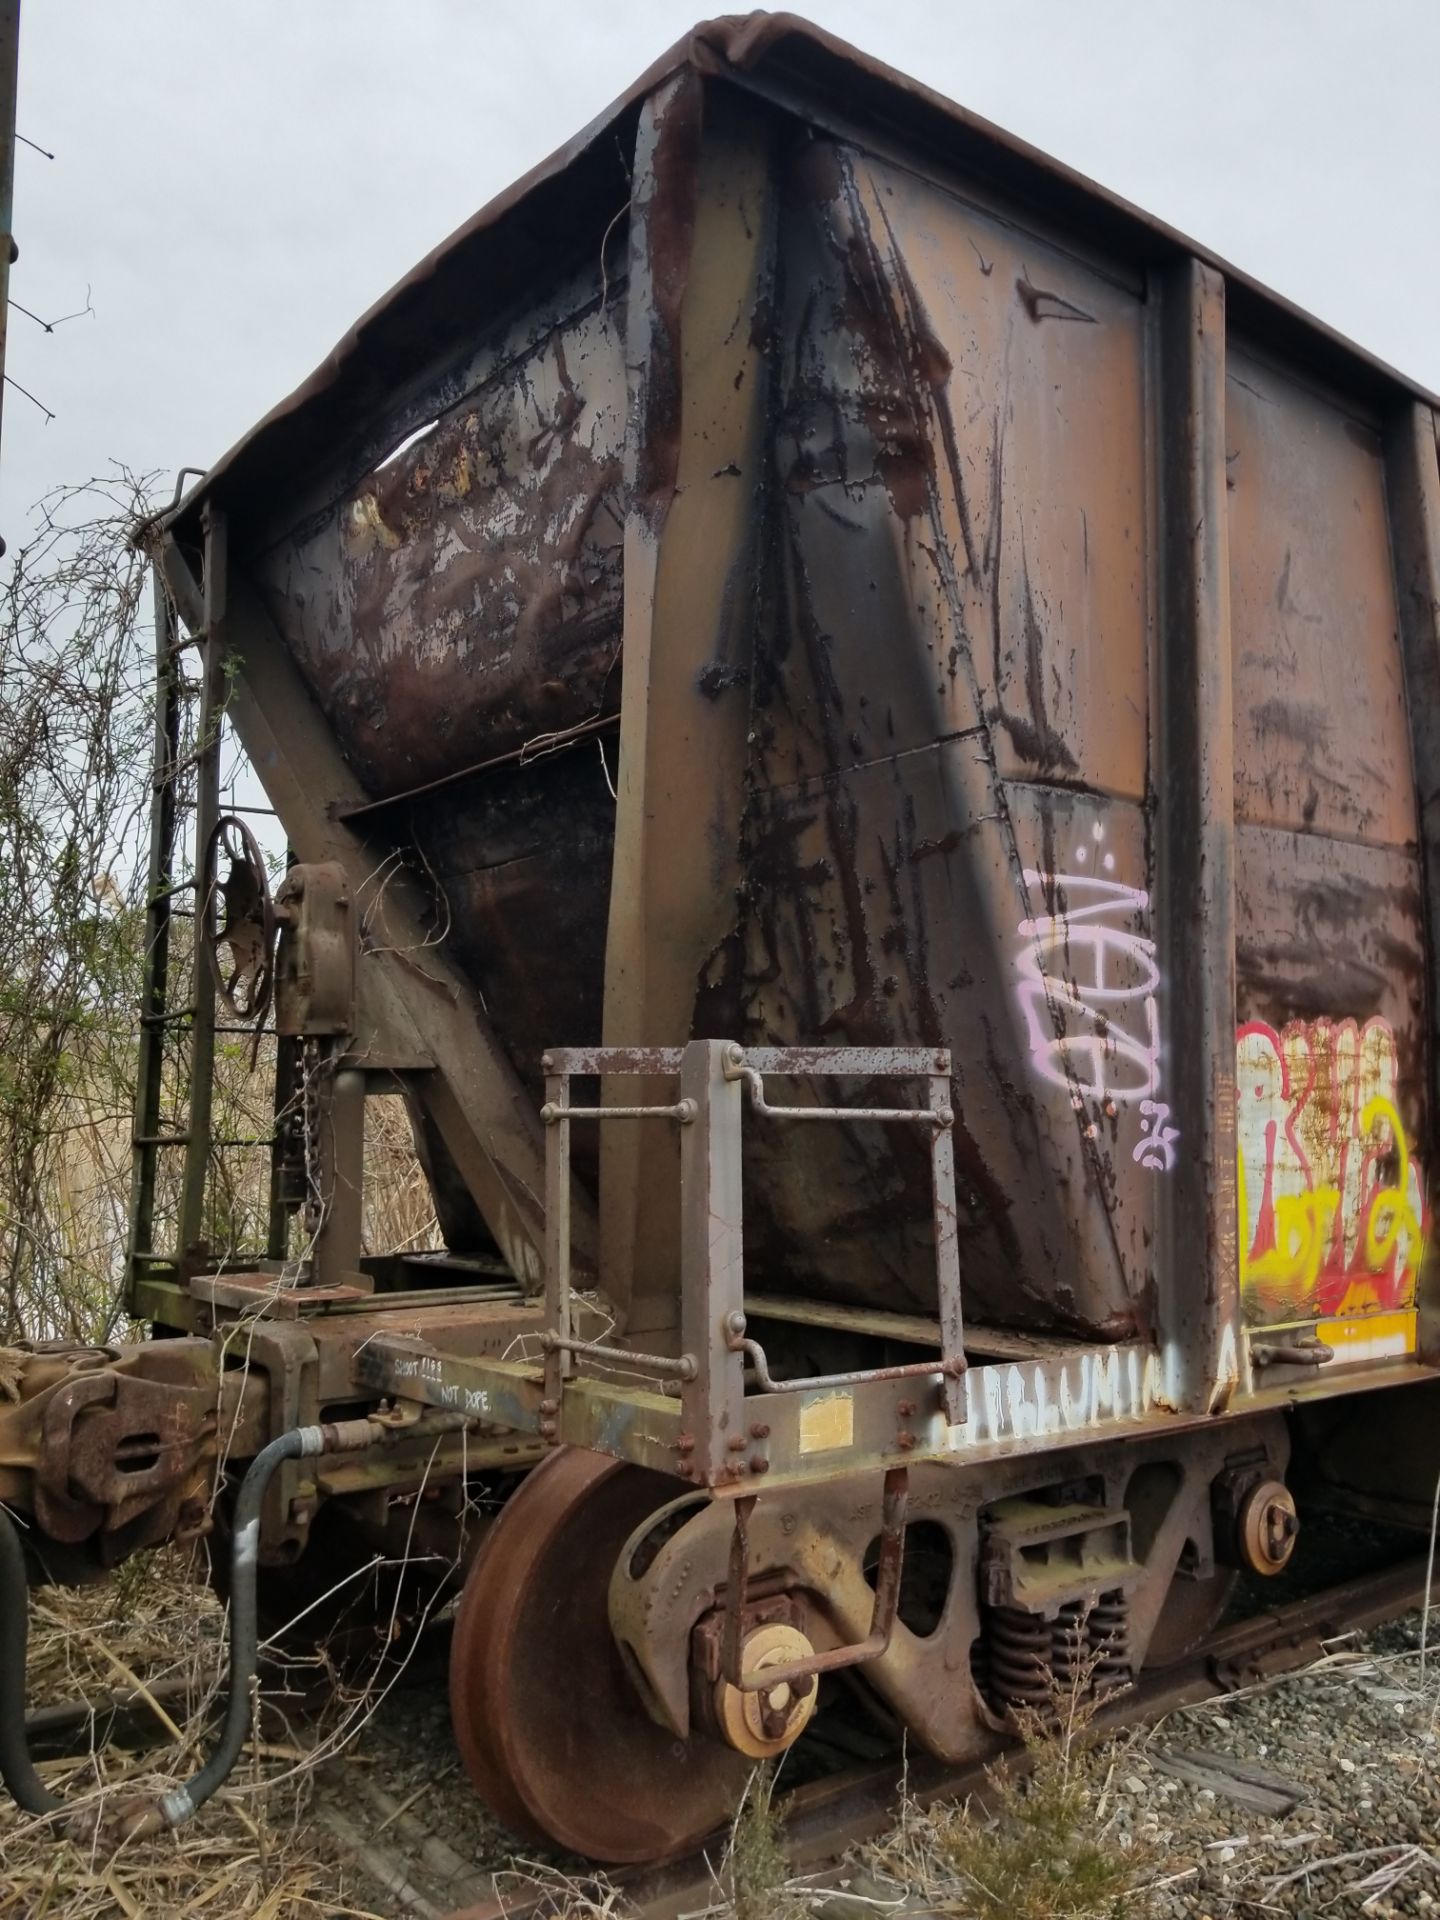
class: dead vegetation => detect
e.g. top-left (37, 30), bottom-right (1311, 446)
top-left (0, 1550), bottom-right (372, 1919)
top-left (854, 1657), bottom-right (1156, 1920)
top-left (0, 473), bottom-right (444, 1352)
top-left (0, 480), bottom-right (451, 1917)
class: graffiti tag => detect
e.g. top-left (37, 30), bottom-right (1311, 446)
top-left (1236, 1016), bottom-right (1425, 1320)
top-left (1015, 870), bottom-right (1160, 1099)
top-left (947, 1344), bottom-right (1161, 1450)
top-left (1014, 843), bottom-right (1178, 1169)
top-left (1134, 1099), bottom-right (1180, 1172)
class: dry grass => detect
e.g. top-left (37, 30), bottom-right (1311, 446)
top-left (841, 1633), bottom-right (1154, 1920)
top-left (486, 1662), bottom-right (1157, 1920)
top-left (925, 1745), bottom-right (1145, 1920)
top-left (0, 1551), bottom-right (384, 1920)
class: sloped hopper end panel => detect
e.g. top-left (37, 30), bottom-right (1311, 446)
top-left (719, 133), bottom-right (1157, 1339)
top-left (260, 288), bottom-right (628, 802)
top-left (246, 121), bottom-right (1163, 1341)
top-left (253, 273), bottom-right (628, 1099)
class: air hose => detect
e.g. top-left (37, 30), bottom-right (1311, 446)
top-left (0, 1410), bottom-right (468, 1834)
top-left (0, 1502), bottom-right (62, 1815)
top-left (154, 1424), bottom-right (329, 1829)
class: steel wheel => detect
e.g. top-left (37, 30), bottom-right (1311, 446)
top-left (1143, 1568), bottom-right (1237, 1668)
top-left (448, 1449), bottom-right (751, 1862)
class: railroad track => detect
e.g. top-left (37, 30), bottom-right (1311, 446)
top-left (436, 1555), bottom-right (1440, 1920)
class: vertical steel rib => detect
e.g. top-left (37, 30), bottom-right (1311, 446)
top-left (1152, 258), bottom-right (1240, 1411)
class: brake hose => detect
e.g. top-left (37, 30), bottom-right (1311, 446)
top-left (0, 1411), bottom-right (466, 1834)
top-left (154, 1424), bottom-right (326, 1829)
top-left (0, 1501), bottom-right (61, 1815)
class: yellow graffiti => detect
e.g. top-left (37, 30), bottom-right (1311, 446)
top-left (1236, 1157), bottom-right (1339, 1297)
top-left (1359, 1095), bottom-right (1423, 1271)
top-left (1236, 1018), bottom-right (1426, 1321)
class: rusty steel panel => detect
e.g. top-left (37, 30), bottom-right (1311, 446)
top-left (600, 77), bottom-right (778, 1335)
top-left (157, 18), bottom-right (1440, 1381)
top-left (1150, 258), bottom-right (1240, 1415)
top-left (717, 133), bottom-right (1160, 1341)
top-left (760, 141), bottom-right (1149, 793)
top-left (1227, 356), bottom-right (1429, 1351)
top-left (1385, 405), bottom-right (1440, 1366)
top-left (736, 742), bottom-right (1151, 1335)
top-left (416, 751), bottom-right (615, 1089)
top-left (260, 292), bottom-right (627, 800)
top-left (1227, 350), bottom-right (1414, 845)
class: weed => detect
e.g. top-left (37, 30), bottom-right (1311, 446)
top-left (936, 1640), bottom-right (1153, 1920)
top-left (726, 1764), bottom-right (808, 1920)
top-left (940, 1744), bottom-right (1144, 1920)
top-left (863, 1618), bottom-right (1154, 1920)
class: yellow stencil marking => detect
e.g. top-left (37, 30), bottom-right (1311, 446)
top-left (798, 1392), bottom-right (854, 1455)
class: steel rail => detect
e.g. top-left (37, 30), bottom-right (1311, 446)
top-left (439, 1553), bottom-right (1440, 1920)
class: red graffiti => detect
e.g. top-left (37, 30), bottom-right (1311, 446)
top-left (1236, 1017), bottom-right (1425, 1321)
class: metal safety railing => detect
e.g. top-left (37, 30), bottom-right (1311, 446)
top-left (537, 1040), bottom-right (968, 1472)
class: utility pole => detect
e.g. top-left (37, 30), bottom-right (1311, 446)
top-left (0, 0), bottom-right (20, 552)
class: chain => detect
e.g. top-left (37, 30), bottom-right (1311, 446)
top-left (298, 1037), bottom-right (331, 1246)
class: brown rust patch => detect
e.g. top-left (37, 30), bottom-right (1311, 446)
top-left (260, 293), bottom-right (628, 800)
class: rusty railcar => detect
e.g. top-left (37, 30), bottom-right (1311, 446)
top-left (4, 11), bottom-right (1440, 1863)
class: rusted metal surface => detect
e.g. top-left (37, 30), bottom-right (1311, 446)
top-left (1384, 405), bottom-right (1440, 1367)
top-left (532, 1043), bottom-right (968, 1479)
top-left (203, 814), bottom-right (276, 1020)
top-left (725, 1322), bottom-right (963, 1394)
top-left (608, 1418), bottom-right (1285, 1765)
top-left (364, 1314), bottom-right (1326, 1491)
top-left (124, 574), bottom-right (184, 1302)
top-left (273, 862), bottom-right (356, 1038)
top-left (145, 14), bottom-right (1440, 1386)
top-left (177, 506), bottom-right (226, 1264)
top-left (1225, 356), bottom-right (1429, 1360)
top-left (718, 1465), bottom-right (910, 1693)
top-left (354, 1333), bottom-right (687, 1475)
top-left (308, 1066), bottom-right (364, 1290)
top-left (979, 1498), bottom-right (1137, 1617)
top-left (0, 1342), bottom-right (217, 1568)
top-left (83, 27), bottom-right (1440, 1843)
top-left (196, 568), bottom-right (597, 1292)
top-left (260, 293), bottom-right (626, 801)
top-left (1152, 259), bottom-right (1240, 1415)
top-left (448, 1449), bottom-right (751, 1862)
top-left (722, 132), bottom-right (1157, 1337)
top-left (744, 1293), bottom-right (1086, 1362)
top-left (599, 77), bottom-right (777, 1336)
top-left (1229, 353), bottom-right (1415, 846)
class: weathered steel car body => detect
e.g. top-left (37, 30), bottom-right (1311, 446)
top-left (5, 10), bottom-right (1440, 1863)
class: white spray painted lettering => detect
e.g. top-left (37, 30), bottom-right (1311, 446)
top-left (1014, 825), bottom-right (1179, 1170)
top-left (949, 1344), bottom-right (1160, 1450)
top-left (385, 1350), bottom-right (491, 1417)
top-left (1134, 1098), bottom-right (1180, 1172)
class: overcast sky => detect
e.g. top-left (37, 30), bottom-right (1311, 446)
top-left (3, 0), bottom-right (1437, 551)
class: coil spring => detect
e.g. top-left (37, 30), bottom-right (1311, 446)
top-left (985, 1605), bottom-right (1051, 1711)
top-left (1050, 1599), bottom-right (1088, 1700)
top-left (1089, 1588), bottom-right (1132, 1698)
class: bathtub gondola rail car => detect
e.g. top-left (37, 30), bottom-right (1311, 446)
top-left (3, 10), bottom-right (1440, 1864)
